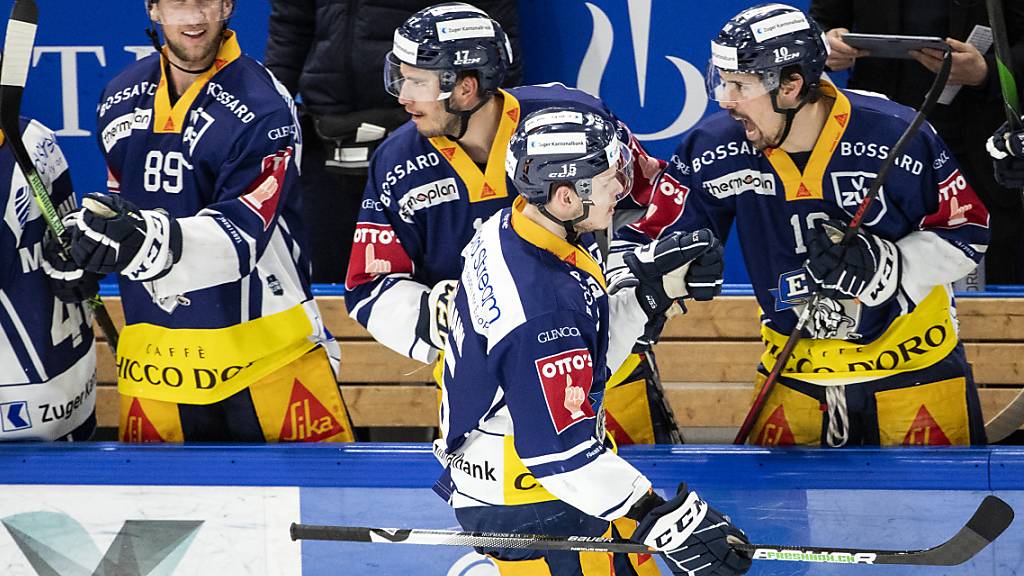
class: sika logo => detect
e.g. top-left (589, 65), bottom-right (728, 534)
top-left (279, 379), bottom-right (345, 442)
top-left (577, 1), bottom-right (708, 144)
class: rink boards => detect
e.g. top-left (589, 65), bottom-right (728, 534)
top-left (0, 444), bottom-right (1021, 575)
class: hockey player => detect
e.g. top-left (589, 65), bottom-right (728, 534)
top-left (434, 106), bottom-right (746, 576)
top-left (346, 2), bottom-right (678, 445)
top-left (618, 4), bottom-right (991, 447)
top-left (61, 0), bottom-right (354, 442)
top-left (1, 119), bottom-right (97, 441)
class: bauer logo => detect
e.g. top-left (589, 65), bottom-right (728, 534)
top-left (398, 177), bottom-right (460, 221)
top-left (535, 349), bottom-right (595, 434)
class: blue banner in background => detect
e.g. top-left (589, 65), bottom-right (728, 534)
top-left (9, 0), bottom-right (815, 284)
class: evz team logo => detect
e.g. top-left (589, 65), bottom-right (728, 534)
top-left (831, 171), bottom-right (887, 226)
top-left (535, 349), bottom-right (594, 434)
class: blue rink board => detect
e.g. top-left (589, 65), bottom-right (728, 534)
top-left (1, 444), bottom-right (1023, 575)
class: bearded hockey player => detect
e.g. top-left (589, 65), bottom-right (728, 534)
top-left (434, 105), bottom-right (746, 576)
top-left (1, 119), bottom-right (97, 441)
top-left (59, 0), bottom-right (354, 442)
top-left (345, 2), bottom-right (682, 446)
top-left (618, 3), bottom-right (991, 447)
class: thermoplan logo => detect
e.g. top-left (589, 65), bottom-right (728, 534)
top-left (398, 177), bottom-right (461, 221)
top-left (577, 1), bottom-right (708, 144)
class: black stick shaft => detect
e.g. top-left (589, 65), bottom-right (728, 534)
top-left (290, 495), bottom-right (1012, 567)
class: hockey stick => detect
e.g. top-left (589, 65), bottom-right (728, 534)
top-left (733, 50), bottom-right (953, 444)
top-left (983, 0), bottom-right (1024, 443)
top-left (0, 0), bottom-right (119, 350)
top-left (290, 494), bottom-right (1012, 566)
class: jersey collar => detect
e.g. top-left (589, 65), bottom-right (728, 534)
top-left (428, 89), bottom-right (521, 203)
top-left (762, 79), bottom-right (852, 201)
top-left (153, 30), bottom-right (242, 134)
top-left (510, 196), bottom-right (607, 290)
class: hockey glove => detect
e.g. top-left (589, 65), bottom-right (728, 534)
top-left (41, 228), bottom-right (102, 303)
top-left (416, 279), bottom-right (458, 350)
top-left (69, 193), bottom-right (182, 282)
top-left (608, 229), bottom-right (723, 318)
top-left (987, 118), bottom-right (1024, 188)
top-left (630, 485), bottom-right (751, 576)
top-left (804, 220), bottom-right (900, 306)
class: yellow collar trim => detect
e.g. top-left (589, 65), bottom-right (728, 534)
top-left (763, 80), bottom-right (851, 201)
top-left (510, 196), bottom-right (606, 290)
top-left (0, 130), bottom-right (5, 147)
top-left (153, 30), bottom-right (241, 134)
top-left (428, 89), bottom-right (520, 203)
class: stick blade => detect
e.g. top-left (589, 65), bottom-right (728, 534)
top-left (1, 0), bottom-right (38, 90)
top-left (881, 495), bottom-right (1014, 566)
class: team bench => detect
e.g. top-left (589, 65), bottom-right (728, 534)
top-left (92, 296), bottom-right (1024, 439)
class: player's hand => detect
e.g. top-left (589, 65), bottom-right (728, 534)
top-left (41, 226), bottom-right (102, 303)
top-left (631, 485), bottom-right (751, 576)
top-left (68, 192), bottom-right (182, 282)
top-left (987, 118), bottom-right (1024, 188)
top-left (804, 220), bottom-right (900, 306)
top-left (608, 230), bottom-right (724, 318)
top-left (824, 28), bottom-right (869, 71)
top-left (418, 279), bottom-right (457, 350)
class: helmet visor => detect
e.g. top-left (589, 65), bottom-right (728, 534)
top-left (592, 140), bottom-right (633, 203)
top-left (384, 53), bottom-right (449, 102)
top-left (148, 0), bottom-right (233, 25)
top-left (705, 63), bottom-right (778, 103)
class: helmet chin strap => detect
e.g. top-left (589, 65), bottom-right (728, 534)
top-left (767, 89), bottom-right (807, 150)
top-left (538, 200), bottom-right (592, 245)
top-left (443, 92), bottom-right (491, 141)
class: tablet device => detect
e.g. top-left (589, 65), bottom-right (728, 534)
top-left (841, 33), bottom-right (949, 59)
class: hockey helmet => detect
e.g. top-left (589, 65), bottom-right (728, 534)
top-left (384, 2), bottom-right (513, 102)
top-left (145, 0), bottom-right (234, 26)
top-left (706, 3), bottom-right (829, 103)
top-left (506, 107), bottom-right (633, 206)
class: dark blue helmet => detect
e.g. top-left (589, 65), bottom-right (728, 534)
top-left (706, 3), bottom-right (829, 102)
top-left (506, 107), bottom-right (632, 206)
top-left (385, 2), bottom-right (513, 101)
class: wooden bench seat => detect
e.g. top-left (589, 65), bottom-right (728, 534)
top-left (92, 296), bottom-right (1024, 432)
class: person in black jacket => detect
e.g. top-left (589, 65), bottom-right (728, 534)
top-left (265, 0), bottom-right (522, 283)
top-left (810, 0), bottom-right (1024, 284)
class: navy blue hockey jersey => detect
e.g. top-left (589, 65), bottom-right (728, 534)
top-left (96, 32), bottom-right (337, 405)
top-left (435, 199), bottom-right (650, 518)
top-left (344, 84), bottom-right (656, 363)
top-left (0, 119), bottom-right (96, 440)
top-left (619, 82), bottom-right (990, 383)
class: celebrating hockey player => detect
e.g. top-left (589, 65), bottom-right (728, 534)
top-left (434, 105), bottom-right (745, 576)
top-left (346, 2), bottom-right (682, 446)
top-left (2, 119), bottom-right (98, 441)
top-left (59, 0), bottom-right (354, 442)
top-left (618, 4), bottom-right (991, 447)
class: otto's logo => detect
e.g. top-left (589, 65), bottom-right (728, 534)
top-left (535, 349), bottom-right (594, 434)
top-left (577, 1), bottom-right (707, 143)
